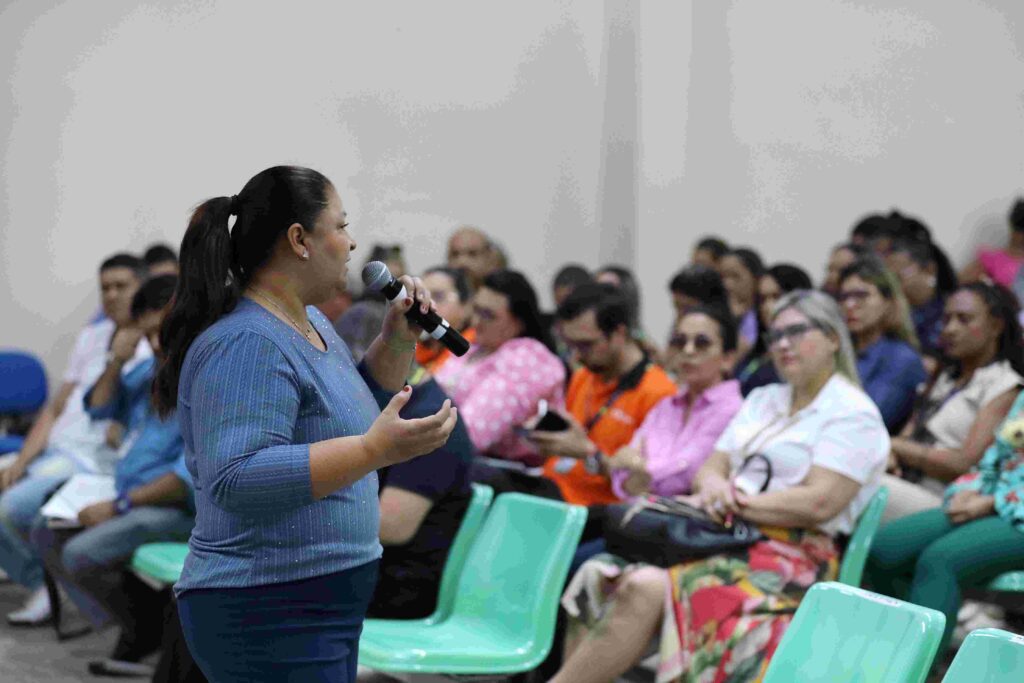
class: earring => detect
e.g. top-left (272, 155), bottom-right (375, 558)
top-left (301, 251), bottom-right (309, 260)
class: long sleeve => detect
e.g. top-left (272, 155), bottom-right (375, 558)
top-left (187, 332), bottom-right (313, 514)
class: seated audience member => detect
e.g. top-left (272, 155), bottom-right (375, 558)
top-left (822, 241), bottom-right (870, 298)
top-left (0, 253), bottom-right (150, 626)
top-left (595, 265), bottom-right (650, 348)
top-left (886, 236), bottom-right (958, 362)
top-left (720, 247), bottom-right (766, 363)
top-left (416, 266), bottom-right (476, 374)
top-left (866, 389), bottom-right (1024, 659)
top-left (838, 257), bottom-right (926, 433)
top-left (447, 225), bottom-right (497, 291)
top-left (667, 264), bottom-right (729, 328)
top-left (884, 282), bottom-right (1024, 521)
top-left (551, 290), bottom-right (888, 683)
top-left (143, 243), bottom-right (180, 277)
top-left (368, 364), bottom-right (475, 619)
top-left (739, 263), bottom-right (813, 394)
top-left (334, 244), bottom-right (408, 360)
top-left (435, 270), bottom-right (565, 465)
top-left (550, 264), bottom-right (594, 367)
top-left (850, 210), bottom-right (931, 258)
top-left (530, 284), bottom-right (676, 506)
top-left (691, 236), bottom-right (729, 272)
top-left (552, 264), bottom-right (593, 310)
top-left (959, 198), bottom-right (1024, 288)
top-left (31, 275), bottom-right (192, 677)
top-left (608, 306), bottom-right (742, 500)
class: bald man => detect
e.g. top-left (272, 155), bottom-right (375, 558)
top-left (446, 226), bottom-right (500, 290)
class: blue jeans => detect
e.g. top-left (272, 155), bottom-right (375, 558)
top-left (0, 452), bottom-right (76, 588)
top-left (179, 560), bottom-right (380, 683)
top-left (30, 505), bottom-right (194, 629)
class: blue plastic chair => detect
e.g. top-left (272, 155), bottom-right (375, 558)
top-left (0, 350), bottom-right (48, 453)
top-left (763, 582), bottom-right (946, 683)
top-left (942, 628), bottom-right (1024, 682)
top-left (359, 493), bottom-right (588, 674)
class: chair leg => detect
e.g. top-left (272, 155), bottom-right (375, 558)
top-left (43, 570), bottom-right (91, 641)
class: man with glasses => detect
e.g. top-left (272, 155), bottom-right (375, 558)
top-left (527, 284), bottom-right (676, 508)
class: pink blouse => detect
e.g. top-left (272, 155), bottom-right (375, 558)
top-left (978, 248), bottom-right (1024, 289)
top-left (435, 337), bottom-right (566, 465)
top-left (611, 379), bottom-right (743, 499)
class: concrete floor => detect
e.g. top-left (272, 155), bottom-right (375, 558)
top-left (0, 580), bottom-right (120, 682)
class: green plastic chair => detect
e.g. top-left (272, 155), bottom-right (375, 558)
top-left (763, 582), bottom-right (946, 683)
top-left (942, 628), bottom-right (1024, 682)
top-left (838, 486), bottom-right (889, 587)
top-left (130, 542), bottom-right (189, 588)
top-left (988, 571), bottom-right (1024, 592)
top-left (359, 493), bottom-right (588, 675)
top-left (422, 482), bottom-right (494, 625)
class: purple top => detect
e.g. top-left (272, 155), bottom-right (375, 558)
top-left (611, 379), bottom-right (743, 499)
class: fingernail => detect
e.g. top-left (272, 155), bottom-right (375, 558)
top-left (405, 297), bottom-right (413, 306)
top-left (403, 385), bottom-right (411, 393)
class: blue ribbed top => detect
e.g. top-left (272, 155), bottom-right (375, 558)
top-left (174, 299), bottom-right (385, 596)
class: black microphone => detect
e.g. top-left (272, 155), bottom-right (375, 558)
top-left (361, 261), bottom-right (470, 357)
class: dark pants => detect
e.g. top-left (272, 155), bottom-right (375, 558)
top-left (178, 560), bottom-right (379, 683)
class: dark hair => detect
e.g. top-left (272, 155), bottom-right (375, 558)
top-left (143, 243), bottom-right (178, 266)
top-left (679, 304), bottom-right (738, 353)
top-left (765, 264), bottom-right (812, 292)
top-left (100, 252), bottom-right (146, 277)
top-left (668, 265), bottom-right (728, 309)
top-left (556, 282), bottom-right (631, 337)
top-left (596, 265), bottom-right (642, 330)
top-left (850, 213), bottom-right (889, 241)
top-left (1010, 198), bottom-right (1024, 232)
top-left (480, 270), bottom-right (556, 353)
top-left (695, 236), bottom-right (729, 259)
top-left (724, 248), bottom-right (765, 280)
top-left (889, 237), bottom-right (958, 296)
top-left (954, 282), bottom-right (1024, 378)
top-left (155, 166), bottom-right (334, 416)
top-left (130, 275), bottom-right (178, 319)
top-left (424, 265), bottom-right (471, 303)
top-left (553, 264), bottom-right (592, 291)
top-left (365, 243), bottom-right (403, 266)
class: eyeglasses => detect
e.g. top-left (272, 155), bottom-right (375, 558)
top-left (837, 290), bottom-right (872, 305)
top-left (473, 305), bottom-right (499, 323)
top-left (764, 322), bottom-right (820, 348)
top-left (668, 333), bottom-right (717, 352)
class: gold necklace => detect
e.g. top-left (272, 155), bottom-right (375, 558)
top-left (249, 287), bottom-right (316, 341)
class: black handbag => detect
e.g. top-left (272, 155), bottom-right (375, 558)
top-left (603, 451), bottom-right (775, 567)
top-left (603, 495), bottom-right (765, 567)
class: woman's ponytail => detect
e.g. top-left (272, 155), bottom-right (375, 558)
top-left (154, 196), bottom-right (239, 416)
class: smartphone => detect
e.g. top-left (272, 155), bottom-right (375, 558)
top-left (534, 409), bottom-right (570, 432)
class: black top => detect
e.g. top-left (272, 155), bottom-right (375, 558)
top-left (368, 375), bottom-right (475, 619)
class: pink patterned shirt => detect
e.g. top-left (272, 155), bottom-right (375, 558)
top-left (435, 337), bottom-right (566, 465)
top-left (611, 379), bottom-right (743, 499)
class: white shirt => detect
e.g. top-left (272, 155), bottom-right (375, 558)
top-left (714, 374), bottom-right (889, 536)
top-left (47, 318), bottom-right (152, 474)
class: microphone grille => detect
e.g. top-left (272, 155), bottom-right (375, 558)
top-left (361, 261), bottom-right (392, 292)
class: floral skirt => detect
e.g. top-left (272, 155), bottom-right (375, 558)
top-left (562, 527), bottom-right (839, 683)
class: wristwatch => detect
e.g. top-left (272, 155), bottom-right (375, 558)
top-left (114, 494), bottom-right (133, 515)
top-left (584, 449), bottom-right (606, 475)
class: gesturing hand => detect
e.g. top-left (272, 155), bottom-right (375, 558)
top-left (363, 386), bottom-right (459, 467)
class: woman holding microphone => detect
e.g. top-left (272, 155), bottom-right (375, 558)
top-left (154, 166), bottom-right (457, 682)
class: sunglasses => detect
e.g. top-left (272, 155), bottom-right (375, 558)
top-left (668, 333), bottom-right (717, 352)
top-left (764, 322), bottom-right (820, 348)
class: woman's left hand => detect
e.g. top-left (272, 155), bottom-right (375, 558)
top-left (380, 275), bottom-right (434, 348)
top-left (946, 490), bottom-right (995, 525)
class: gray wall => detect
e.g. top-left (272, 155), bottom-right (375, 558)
top-left (3, 1), bottom-right (1023, 382)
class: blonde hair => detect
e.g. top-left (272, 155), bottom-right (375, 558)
top-left (838, 256), bottom-right (920, 350)
top-left (771, 290), bottom-right (861, 387)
